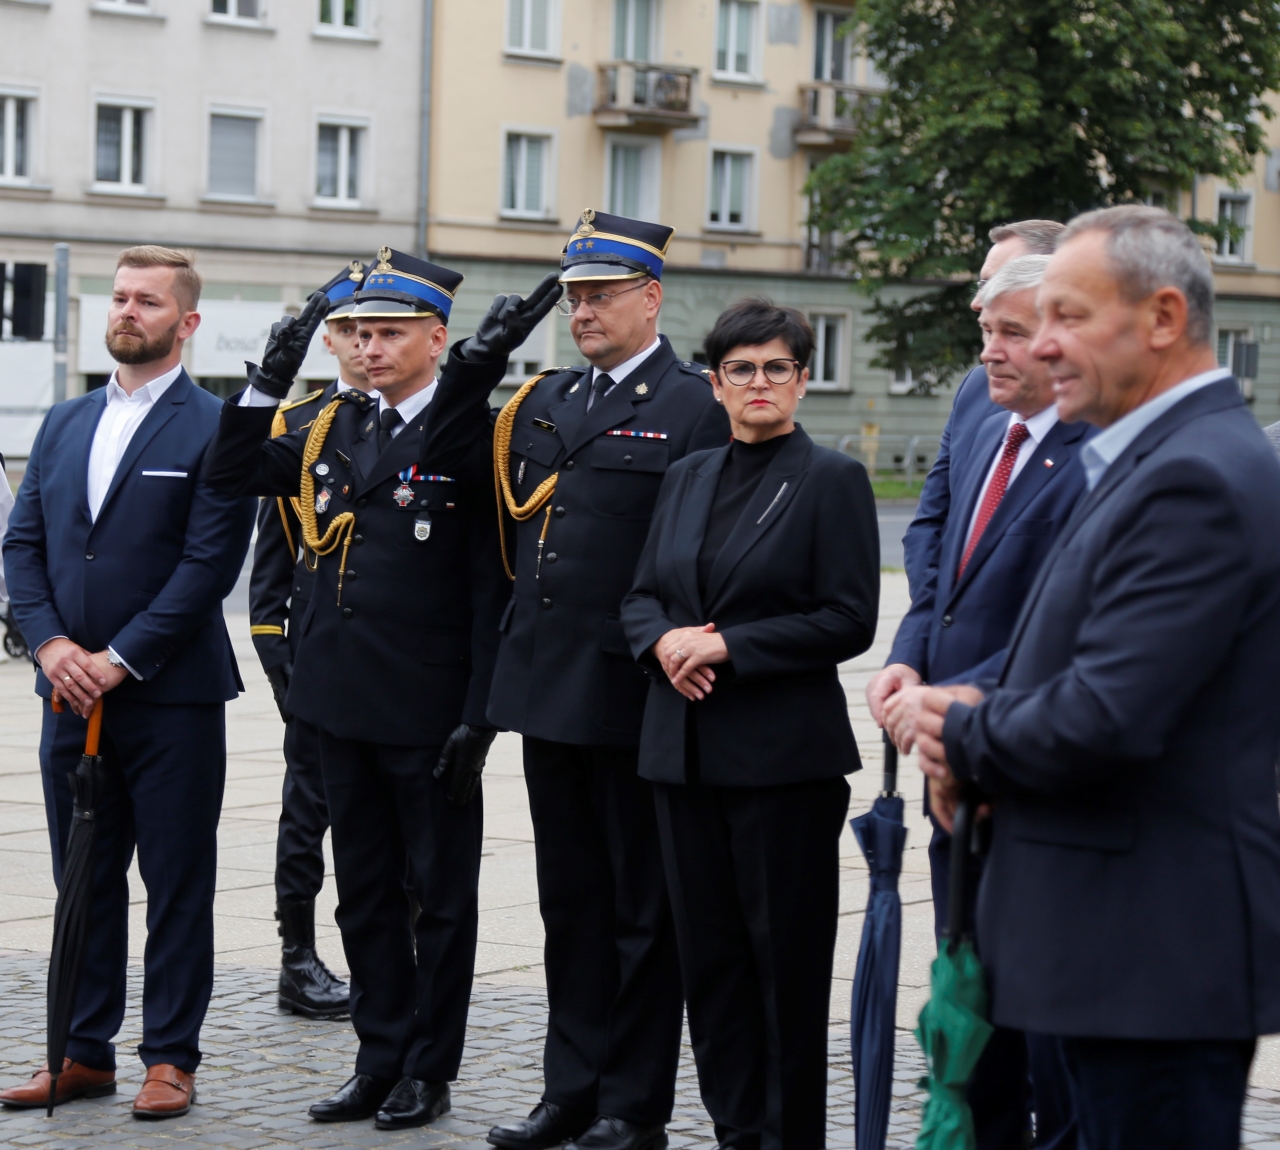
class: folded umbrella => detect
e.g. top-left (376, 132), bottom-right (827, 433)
top-left (45, 695), bottom-right (106, 1116)
top-left (849, 731), bottom-right (908, 1150)
top-left (914, 795), bottom-right (994, 1150)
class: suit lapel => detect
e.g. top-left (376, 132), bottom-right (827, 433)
top-left (705, 430), bottom-right (811, 606)
top-left (360, 405), bottom-right (431, 494)
top-left (936, 412), bottom-right (1007, 591)
top-left (561, 339), bottom-right (674, 458)
top-left (94, 372), bottom-right (189, 522)
top-left (349, 403), bottom-right (381, 483)
top-left (73, 389), bottom-right (110, 523)
top-left (672, 448), bottom-right (728, 621)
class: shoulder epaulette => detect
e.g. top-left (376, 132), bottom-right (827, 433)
top-left (278, 387), bottom-right (326, 414)
top-left (678, 360), bottom-right (716, 383)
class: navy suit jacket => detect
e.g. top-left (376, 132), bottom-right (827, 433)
top-left (889, 404), bottom-right (1093, 684)
top-left (943, 380), bottom-right (1280, 1039)
top-left (4, 371), bottom-right (256, 704)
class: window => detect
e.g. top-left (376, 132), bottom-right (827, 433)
top-left (507, 0), bottom-right (555, 56)
top-left (503, 131), bottom-right (552, 218)
top-left (211, 0), bottom-right (260, 17)
top-left (1218, 193), bottom-right (1250, 260)
top-left (0, 96), bottom-right (30, 181)
top-left (715, 0), bottom-right (758, 78)
top-left (318, 0), bottom-right (362, 28)
top-left (607, 136), bottom-right (660, 221)
top-left (708, 149), bottom-right (752, 229)
top-left (500, 305), bottom-right (554, 386)
top-left (316, 123), bottom-right (362, 204)
top-left (208, 113), bottom-right (259, 197)
top-left (614, 0), bottom-right (655, 61)
top-left (813, 9), bottom-right (852, 82)
top-left (95, 104), bottom-right (146, 189)
top-left (809, 314), bottom-right (844, 390)
top-left (889, 364), bottom-right (914, 395)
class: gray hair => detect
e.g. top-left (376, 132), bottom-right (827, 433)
top-left (976, 254), bottom-right (1051, 308)
top-left (989, 220), bottom-right (1065, 255)
top-left (1059, 206), bottom-right (1213, 345)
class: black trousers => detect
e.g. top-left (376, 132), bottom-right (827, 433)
top-left (653, 775), bottom-right (850, 1150)
top-left (318, 732), bottom-right (482, 1081)
top-left (39, 697), bottom-right (225, 1074)
top-left (930, 818), bottom-right (1077, 1150)
top-left (275, 716), bottom-right (329, 904)
top-left (522, 738), bottom-right (683, 1125)
top-left (1059, 1036), bottom-right (1254, 1150)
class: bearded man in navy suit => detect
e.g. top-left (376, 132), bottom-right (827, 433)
top-left (1, 247), bottom-right (255, 1119)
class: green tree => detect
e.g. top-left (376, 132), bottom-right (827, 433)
top-left (808, 0), bottom-right (1280, 389)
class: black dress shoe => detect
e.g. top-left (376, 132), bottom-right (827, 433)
top-left (565, 1116), bottom-right (668, 1150)
top-left (488, 1101), bottom-right (596, 1149)
top-left (308, 1073), bottom-right (396, 1122)
top-left (374, 1078), bottom-right (451, 1130)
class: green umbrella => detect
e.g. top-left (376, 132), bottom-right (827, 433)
top-left (914, 797), bottom-right (994, 1150)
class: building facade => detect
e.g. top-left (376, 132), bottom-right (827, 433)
top-left (0, 0), bottom-right (1277, 464)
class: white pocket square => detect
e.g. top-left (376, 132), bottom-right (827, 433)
top-left (141, 470), bottom-right (188, 478)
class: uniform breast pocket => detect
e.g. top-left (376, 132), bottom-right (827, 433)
top-left (588, 437), bottom-right (670, 520)
top-left (511, 418), bottom-right (563, 470)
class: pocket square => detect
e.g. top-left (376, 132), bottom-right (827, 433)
top-left (141, 470), bottom-right (188, 478)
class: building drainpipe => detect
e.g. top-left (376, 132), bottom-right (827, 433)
top-left (53, 243), bottom-right (69, 404)
top-left (416, 0), bottom-right (435, 260)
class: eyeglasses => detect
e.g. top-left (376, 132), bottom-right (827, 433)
top-left (555, 282), bottom-right (648, 315)
top-left (717, 359), bottom-right (802, 386)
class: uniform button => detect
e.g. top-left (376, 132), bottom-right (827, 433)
top-left (541, 598), bottom-right (552, 610)
top-left (623, 454), bottom-right (633, 464)
top-left (346, 570), bottom-right (357, 581)
top-left (356, 498), bottom-right (367, 508)
top-left (546, 552), bottom-right (557, 564)
top-left (353, 534), bottom-right (364, 545)
top-left (554, 506), bottom-right (565, 518)
top-left (565, 460), bottom-right (575, 470)
top-left (342, 607), bottom-right (354, 619)
top-left (941, 614), bottom-right (953, 627)
top-left (84, 552), bottom-right (94, 561)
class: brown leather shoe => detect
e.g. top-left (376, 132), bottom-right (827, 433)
top-left (0, 1058), bottom-right (116, 1109)
top-left (132, 1064), bottom-right (195, 1119)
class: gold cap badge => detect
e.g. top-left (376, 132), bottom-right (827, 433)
top-left (348, 258), bottom-right (364, 281)
top-left (375, 246), bottom-right (393, 272)
top-left (575, 208), bottom-right (597, 237)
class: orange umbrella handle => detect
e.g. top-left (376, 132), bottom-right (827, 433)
top-left (48, 693), bottom-right (103, 756)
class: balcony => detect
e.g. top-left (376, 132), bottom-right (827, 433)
top-left (795, 81), bottom-right (868, 146)
top-left (595, 62), bottom-right (700, 131)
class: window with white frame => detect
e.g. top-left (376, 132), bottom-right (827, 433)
top-left (0, 95), bottom-right (31, 182)
top-left (316, 122), bottom-right (362, 204)
top-left (607, 136), bottom-right (660, 221)
top-left (211, 0), bottom-right (261, 18)
top-left (318, 0), bottom-right (363, 29)
top-left (503, 131), bottom-right (552, 218)
top-left (889, 364), bottom-right (914, 395)
top-left (1217, 328), bottom-right (1249, 370)
top-left (614, 0), bottom-right (656, 61)
top-left (507, 0), bottom-right (556, 56)
top-left (715, 0), bottom-right (758, 78)
top-left (95, 104), bottom-right (146, 189)
top-left (813, 9), bottom-right (852, 82)
top-left (708, 148), bottom-right (752, 229)
top-left (1217, 193), bottom-right (1250, 260)
top-left (809, 313), bottom-right (844, 390)
top-left (208, 112), bottom-right (260, 197)
top-left (501, 307), bottom-right (554, 386)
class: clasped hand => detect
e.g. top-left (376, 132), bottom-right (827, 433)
top-left (38, 637), bottom-right (128, 717)
top-left (652, 623), bottom-right (728, 701)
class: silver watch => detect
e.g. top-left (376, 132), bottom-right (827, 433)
top-left (107, 650), bottom-right (125, 669)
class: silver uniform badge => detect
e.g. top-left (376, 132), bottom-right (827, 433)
top-left (414, 517), bottom-right (431, 541)
top-left (568, 382), bottom-right (580, 394)
top-left (393, 483), bottom-right (415, 508)
top-left (315, 487), bottom-right (332, 514)
top-left (315, 463), bottom-right (330, 476)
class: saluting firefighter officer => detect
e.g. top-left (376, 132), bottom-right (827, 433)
top-left (483, 212), bottom-right (729, 1150)
top-left (203, 249), bottom-right (559, 1130)
top-left (247, 262), bottom-right (371, 1021)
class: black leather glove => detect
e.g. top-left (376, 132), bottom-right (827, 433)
top-left (265, 662), bottom-right (292, 723)
top-left (432, 724), bottom-right (498, 806)
top-left (245, 290), bottom-right (330, 399)
top-left (456, 273), bottom-right (562, 363)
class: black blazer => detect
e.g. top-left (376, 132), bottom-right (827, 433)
top-left (622, 427), bottom-right (879, 786)
top-left (943, 380), bottom-right (1280, 1040)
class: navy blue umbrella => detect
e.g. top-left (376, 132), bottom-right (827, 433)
top-left (850, 732), bottom-right (908, 1150)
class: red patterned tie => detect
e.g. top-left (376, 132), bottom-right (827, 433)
top-left (958, 422), bottom-right (1030, 578)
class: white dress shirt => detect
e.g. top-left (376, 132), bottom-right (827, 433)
top-left (587, 336), bottom-right (662, 409)
top-left (378, 381), bottom-right (437, 434)
top-left (965, 403), bottom-right (1060, 544)
top-left (87, 364), bottom-right (184, 521)
top-left (1081, 366), bottom-right (1232, 490)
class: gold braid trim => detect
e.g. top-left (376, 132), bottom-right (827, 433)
top-left (268, 407), bottom-right (298, 559)
top-left (297, 399), bottom-right (358, 604)
top-left (493, 370), bottom-right (563, 581)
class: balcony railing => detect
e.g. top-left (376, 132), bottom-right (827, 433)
top-left (796, 81), bottom-right (868, 145)
top-left (595, 62), bottom-right (700, 130)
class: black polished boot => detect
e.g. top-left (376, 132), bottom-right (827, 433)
top-left (277, 899), bottom-right (350, 1020)
top-left (488, 1101), bottom-right (596, 1150)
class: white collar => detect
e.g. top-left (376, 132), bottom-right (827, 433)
top-left (377, 380), bottom-right (438, 427)
top-left (105, 362), bottom-right (183, 404)
top-left (337, 375), bottom-right (367, 395)
top-left (591, 336), bottom-right (662, 387)
top-left (1010, 402), bottom-right (1060, 444)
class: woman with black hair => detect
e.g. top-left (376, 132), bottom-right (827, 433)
top-left (621, 299), bottom-right (880, 1149)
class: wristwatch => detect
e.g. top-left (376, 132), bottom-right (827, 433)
top-left (107, 649), bottom-right (125, 669)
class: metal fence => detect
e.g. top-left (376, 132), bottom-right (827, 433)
top-left (809, 433), bottom-right (940, 485)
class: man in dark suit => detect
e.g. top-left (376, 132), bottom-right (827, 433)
top-left (915, 206), bottom-right (1280, 1150)
top-left (484, 211), bottom-right (728, 1150)
top-left (247, 263), bottom-right (371, 1021)
top-left (0, 246), bottom-right (256, 1118)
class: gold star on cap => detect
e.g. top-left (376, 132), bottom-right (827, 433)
top-left (635, 383), bottom-right (649, 395)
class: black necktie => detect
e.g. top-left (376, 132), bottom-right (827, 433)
top-left (378, 406), bottom-right (403, 453)
top-left (588, 373), bottom-right (614, 411)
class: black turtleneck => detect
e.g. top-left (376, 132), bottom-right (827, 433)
top-left (697, 433), bottom-right (791, 597)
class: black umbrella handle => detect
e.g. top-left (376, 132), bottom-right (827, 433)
top-left (946, 794), bottom-right (976, 950)
top-left (881, 731), bottom-right (899, 797)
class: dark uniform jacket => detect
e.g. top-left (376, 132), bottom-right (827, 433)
top-left (487, 336), bottom-right (728, 746)
top-left (203, 354), bottom-right (508, 747)
top-left (248, 381), bottom-right (338, 672)
top-left (621, 428), bottom-right (879, 786)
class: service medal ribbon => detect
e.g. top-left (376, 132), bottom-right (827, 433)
top-left (398, 465), bottom-right (455, 483)
top-left (606, 429), bottom-right (669, 440)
